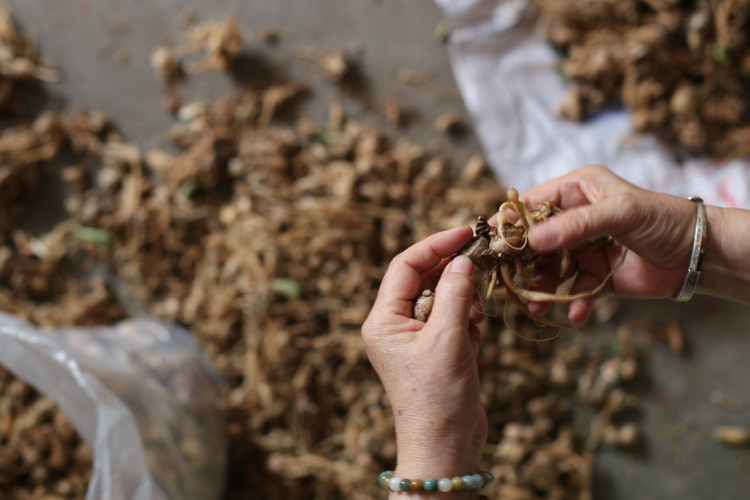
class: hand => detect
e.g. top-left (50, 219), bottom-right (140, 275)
top-left (362, 226), bottom-right (487, 497)
top-left (520, 164), bottom-right (698, 322)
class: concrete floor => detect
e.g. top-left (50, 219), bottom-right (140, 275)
top-left (6, 0), bottom-right (750, 498)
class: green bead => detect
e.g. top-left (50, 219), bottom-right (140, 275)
top-left (462, 475), bottom-right (475, 489)
top-left (400, 479), bottom-right (412, 492)
top-left (378, 471), bottom-right (393, 488)
top-left (451, 476), bottom-right (465, 490)
top-left (423, 478), bottom-right (438, 492)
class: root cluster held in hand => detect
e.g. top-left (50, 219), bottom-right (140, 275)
top-left (415, 187), bottom-right (618, 332)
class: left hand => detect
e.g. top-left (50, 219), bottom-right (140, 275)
top-left (362, 226), bottom-right (488, 486)
top-left (518, 165), bottom-right (698, 322)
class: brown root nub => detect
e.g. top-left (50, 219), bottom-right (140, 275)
top-left (474, 216), bottom-right (492, 237)
top-left (488, 223), bottom-right (527, 260)
top-left (413, 290), bottom-right (435, 322)
top-left (458, 221), bottom-right (492, 267)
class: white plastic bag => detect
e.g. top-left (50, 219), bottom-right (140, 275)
top-left (0, 313), bottom-right (227, 500)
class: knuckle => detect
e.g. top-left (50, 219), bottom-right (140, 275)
top-left (573, 208), bottom-right (597, 237)
top-left (582, 163), bottom-right (604, 172)
top-left (580, 164), bottom-right (606, 176)
top-left (385, 255), bottom-right (403, 274)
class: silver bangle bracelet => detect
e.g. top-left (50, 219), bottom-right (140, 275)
top-left (674, 196), bottom-right (707, 302)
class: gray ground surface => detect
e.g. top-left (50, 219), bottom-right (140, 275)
top-left (6, 1), bottom-right (750, 498)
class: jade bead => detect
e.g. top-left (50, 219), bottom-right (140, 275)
top-left (438, 478), bottom-right (453, 492)
top-left (378, 471), bottom-right (393, 487)
top-left (462, 475), bottom-right (475, 489)
top-left (423, 478), bottom-right (438, 492)
top-left (400, 479), bottom-right (411, 492)
top-left (388, 477), bottom-right (401, 491)
top-left (410, 479), bottom-right (424, 492)
top-left (451, 476), bottom-right (465, 490)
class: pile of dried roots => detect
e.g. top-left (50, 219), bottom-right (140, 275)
top-left (536, 0), bottom-right (750, 159)
top-left (0, 367), bottom-right (92, 500)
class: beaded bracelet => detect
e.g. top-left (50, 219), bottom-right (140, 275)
top-left (378, 470), bottom-right (494, 493)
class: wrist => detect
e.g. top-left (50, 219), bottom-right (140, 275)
top-left (396, 431), bottom-right (481, 468)
top-left (395, 453), bottom-right (481, 478)
top-left (697, 205), bottom-right (750, 304)
top-left (394, 420), bottom-right (482, 469)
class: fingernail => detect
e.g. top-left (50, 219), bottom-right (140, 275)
top-left (451, 255), bottom-right (475, 277)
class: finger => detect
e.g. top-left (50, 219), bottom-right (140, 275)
top-left (528, 196), bottom-right (639, 253)
top-left (527, 300), bottom-right (551, 316)
top-left (564, 270), bottom-right (610, 323)
top-left (469, 292), bottom-right (485, 324)
top-left (489, 204), bottom-right (520, 226)
top-left (519, 171), bottom-right (590, 210)
top-left (375, 226), bottom-right (474, 318)
top-left (428, 255), bottom-right (476, 335)
top-left (468, 323), bottom-right (482, 357)
top-left (568, 298), bottom-right (591, 324)
top-left (518, 249), bottom-right (584, 315)
top-left (420, 259), bottom-right (485, 321)
top-left (420, 257), bottom-right (452, 292)
top-left (520, 164), bottom-right (624, 210)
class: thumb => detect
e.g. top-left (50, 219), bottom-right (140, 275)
top-left (529, 196), bottom-right (638, 252)
top-left (428, 255), bottom-right (476, 332)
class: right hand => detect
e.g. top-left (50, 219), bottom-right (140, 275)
top-left (361, 227), bottom-right (487, 493)
top-left (519, 164), bottom-right (698, 322)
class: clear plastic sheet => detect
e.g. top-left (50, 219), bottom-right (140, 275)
top-left (0, 313), bottom-right (227, 500)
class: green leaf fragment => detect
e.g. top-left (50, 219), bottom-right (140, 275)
top-left (272, 278), bottom-right (302, 300)
top-left (177, 179), bottom-right (199, 200)
top-left (74, 226), bottom-right (110, 246)
top-left (311, 131), bottom-right (339, 145)
top-left (712, 45), bottom-right (728, 66)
